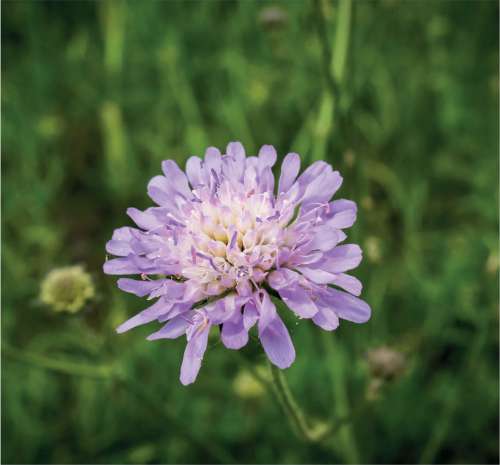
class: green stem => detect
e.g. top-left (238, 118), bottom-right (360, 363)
top-left (3, 344), bottom-right (115, 379)
top-left (321, 332), bottom-right (360, 463)
top-left (331, 0), bottom-right (352, 84)
top-left (268, 361), bottom-right (314, 441)
top-left (121, 377), bottom-right (237, 464)
top-left (310, 0), bottom-right (353, 162)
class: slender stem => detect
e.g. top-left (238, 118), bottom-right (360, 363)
top-left (3, 344), bottom-right (116, 379)
top-left (121, 377), bottom-right (237, 464)
top-left (4, 343), bottom-right (235, 462)
top-left (314, 0), bottom-right (339, 100)
top-left (310, 0), bottom-right (353, 162)
top-left (317, 394), bottom-right (374, 444)
top-left (268, 361), bottom-right (319, 442)
top-left (331, 0), bottom-right (352, 84)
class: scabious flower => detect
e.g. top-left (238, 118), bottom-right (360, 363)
top-left (41, 265), bottom-right (95, 313)
top-left (104, 142), bottom-right (371, 385)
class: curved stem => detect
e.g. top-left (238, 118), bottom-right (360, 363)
top-left (268, 361), bottom-right (319, 442)
top-left (3, 344), bottom-right (115, 379)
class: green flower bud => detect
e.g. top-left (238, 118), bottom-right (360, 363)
top-left (40, 265), bottom-right (95, 313)
top-left (233, 366), bottom-right (269, 400)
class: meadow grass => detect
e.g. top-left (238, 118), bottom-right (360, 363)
top-left (2, 1), bottom-right (498, 463)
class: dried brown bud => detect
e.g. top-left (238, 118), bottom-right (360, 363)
top-left (258, 6), bottom-right (288, 30)
top-left (366, 346), bottom-right (406, 381)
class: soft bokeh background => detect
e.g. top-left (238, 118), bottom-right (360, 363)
top-left (2, 1), bottom-right (498, 463)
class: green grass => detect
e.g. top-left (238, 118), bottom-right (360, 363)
top-left (2, 1), bottom-right (498, 463)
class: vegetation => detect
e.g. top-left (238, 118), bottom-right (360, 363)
top-left (2, 1), bottom-right (498, 463)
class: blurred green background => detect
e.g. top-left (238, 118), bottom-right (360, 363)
top-left (2, 0), bottom-right (499, 463)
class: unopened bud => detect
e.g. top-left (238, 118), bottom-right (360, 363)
top-left (258, 6), bottom-right (288, 30)
top-left (233, 366), bottom-right (269, 400)
top-left (40, 265), bottom-right (95, 313)
top-left (365, 236), bottom-right (382, 263)
top-left (366, 346), bottom-right (406, 381)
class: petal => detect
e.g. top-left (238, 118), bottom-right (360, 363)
top-left (268, 269), bottom-right (318, 318)
top-left (278, 152), bottom-right (301, 194)
top-left (325, 199), bottom-right (357, 229)
top-left (226, 141), bottom-right (246, 160)
top-left (106, 240), bottom-right (133, 257)
top-left (256, 290), bottom-right (277, 330)
top-left (147, 183), bottom-right (172, 207)
top-left (258, 145), bottom-right (277, 168)
top-left (117, 278), bottom-right (165, 297)
top-left (204, 147), bottom-right (222, 174)
top-left (106, 227), bottom-right (138, 256)
top-left (147, 312), bottom-right (193, 340)
top-left (208, 294), bottom-right (241, 324)
top-left (330, 273), bottom-right (362, 296)
top-left (236, 279), bottom-right (253, 297)
top-left (259, 313), bottom-right (295, 369)
top-left (319, 244), bottom-right (363, 273)
top-left (185, 156), bottom-right (203, 187)
top-left (221, 312), bottom-right (248, 350)
top-left (243, 300), bottom-right (259, 330)
top-left (147, 280), bottom-right (186, 300)
top-left (103, 257), bottom-right (141, 275)
top-left (180, 324), bottom-right (210, 385)
top-left (158, 302), bottom-right (192, 321)
top-left (308, 226), bottom-right (345, 252)
top-left (127, 207), bottom-right (163, 230)
top-left (268, 268), bottom-right (300, 290)
top-left (295, 266), bottom-right (336, 285)
top-left (116, 299), bottom-right (173, 333)
top-left (297, 160), bottom-right (329, 185)
top-left (298, 162), bottom-right (343, 208)
top-left (278, 285), bottom-right (318, 318)
top-left (323, 288), bottom-right (371, 323)
top-left (161, 160), bottom-right (192, 198)
top-left (111, 227), bottom-right (134, 241)
top-left (259, 167), bottom-right (275, 193)
top-left (312, 306), bottom-right (340, 331)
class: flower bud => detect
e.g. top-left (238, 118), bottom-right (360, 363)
top-left (258, 6), bottom-right (288, 30)
top-left (365, 236), bottom-right (382, 263)
top-left (40, 265), bottom-right (95, 313)
top-left (232, 366), bottom-right (269, 400)
top-left (366, 346), bottom-right (406, 381)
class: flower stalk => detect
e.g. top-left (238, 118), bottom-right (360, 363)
top-left (269, 358), bottom-right (379, 446)
top-left (268, 361), bottom-right (315, 442)
top-left (3, 344), bottom-right (115, 379)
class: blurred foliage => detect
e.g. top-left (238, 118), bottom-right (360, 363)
top-left (2, 0), bottom-right (498, 463)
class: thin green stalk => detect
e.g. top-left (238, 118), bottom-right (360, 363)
top-left (268, 361), bottom-right (314, 442)
top-left (419, 319), bottom-right (490, 464)
top-left (122, 377), bottom-right (237, 464)
top-left (321, 332), bottom-right (360, 463)
top-left (3, 344), bottom-right (115, 379)
top-left (310, 0), bottom-right (353, 162)
top-left (4, 343), bottom-right (235, 463)
top-left (331, 0), bottom-right (352, 84)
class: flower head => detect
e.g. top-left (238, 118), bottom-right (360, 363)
top-left (366, 346), bottom-right (406, 381)
top-left (41, 265), bottom-right (95, 313)
top-left (104, 142), bottom-right (371, 385)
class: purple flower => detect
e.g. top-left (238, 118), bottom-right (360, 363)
top-left (104, 142), bottom-right (371, 385)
